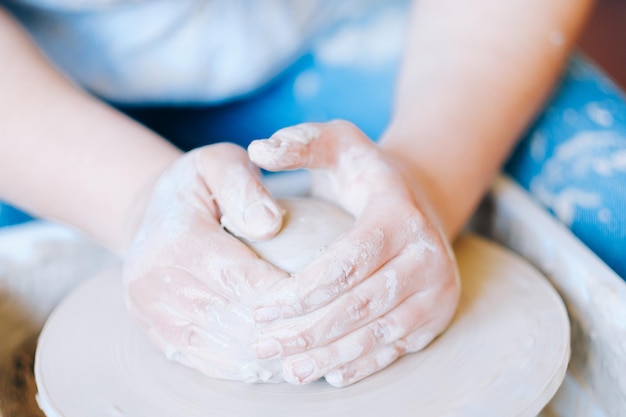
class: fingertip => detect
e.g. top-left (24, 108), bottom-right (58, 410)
top-left (324, 369), bottom-right (351, 387)
top-left (247, 138), bottom-right (301, 171)
top-left (248, 124), bottom-right (320, 170)
top-left (241, 198), bottom-right (283, 240)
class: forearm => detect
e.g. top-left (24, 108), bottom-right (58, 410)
top-left (0, 9), bottom-right (182, 252)
top-left (381, 0), bottom-right (593, 238)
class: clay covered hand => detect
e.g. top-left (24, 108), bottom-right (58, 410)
top-left (122, 144), bottom-right (290, 382)
top-left (248, 121), bottom-right (461, 387)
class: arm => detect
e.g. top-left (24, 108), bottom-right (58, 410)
top-left (0, 8), bottom-right (181, 252)
top-left (246, 0), bottom-right (593, 387)
top-left (381, 0), bottom-right (593, 238)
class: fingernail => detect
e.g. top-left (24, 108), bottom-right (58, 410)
top-left (288, 358), bottom-right (317, 382)
top-left (324, 365), bottom-right (356, 387)
top-left (252, 338), bottom-right (282, 358)
top-left (243, 200), bottom-right (281, 237)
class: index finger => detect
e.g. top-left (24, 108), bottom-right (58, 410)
top-left (248, 121), bottom-right (408, 215)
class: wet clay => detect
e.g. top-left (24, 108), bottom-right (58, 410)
top-left (35, 234), bottom-right (570, 417)
top-left (241, 197), bottom-right (354, 274)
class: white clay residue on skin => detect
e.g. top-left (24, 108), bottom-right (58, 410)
top-left (331, 145), bottom-right (393, 214)
top-left (275, 124), bottom-right (321, 145)
top-left (375, 345), bottom-right (400, 368)
top-left (338, 344), bottom-right (364, 366)
top-left (299, 225), bottom-right (385, 313)
top-left (358, 227), bottom-right (385, 263)
top-left (388, 215), bottom-right (438, 265)
top-left (254, 124), bottom-right (320, 153)
top-left (384, 270), bottom-right (398, 304)
top-left (134, 157), bottom-right (202, 246)
top-left (247, 125), bottom-right (321, 174)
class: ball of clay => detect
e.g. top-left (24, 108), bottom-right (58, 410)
top-left (243, 198), bottom-right (354, 273)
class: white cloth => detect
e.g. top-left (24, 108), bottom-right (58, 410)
top-left (5, 0), bottom-right (390, 103)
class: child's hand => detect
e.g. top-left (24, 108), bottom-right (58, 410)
top-left (122, 144), bottom-right (290, 382)
top-left (248, 121), bottom-right (461, 387)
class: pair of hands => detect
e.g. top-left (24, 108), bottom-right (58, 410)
top-left (122, 120), bottom-right (460, 387)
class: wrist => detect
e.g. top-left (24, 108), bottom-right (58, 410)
top-left (114, 148), bottom-right (183, 256)
top-left (379, 126), bottom-right (483, 240)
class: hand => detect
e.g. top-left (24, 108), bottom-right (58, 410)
top-left (122, 144), bottom-right (290, 382)
top-left (248, 121), bottom-right (461, 387)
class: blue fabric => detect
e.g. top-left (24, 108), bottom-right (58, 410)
top-left (506, 55), bottom-right (626, 279)
top-left (120, 50), bottom-right (399, 151)
top-left (0, 203), bottom-right (32, 227)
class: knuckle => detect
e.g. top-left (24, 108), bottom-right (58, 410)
top-left (402, 217), bottom-right (440, 261)
top-left (347, 293), bottom-right (371, 322)
top-left (368, 318), bottom-right (392, 345)
top-left (354, 228), bottom-right (385, 262)
top-left (330, 261), bottom-right (357, 294)
top-left (369, 316), bottom-right (406, 347)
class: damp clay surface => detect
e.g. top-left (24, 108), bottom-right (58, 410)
top-left (241, 197), bottom-right (354, 274)
top-left (35, 230), bottom-right (570, 417)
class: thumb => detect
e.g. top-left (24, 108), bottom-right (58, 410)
top-left (194, 143), bottom-right (283, 241)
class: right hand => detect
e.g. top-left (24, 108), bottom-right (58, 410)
top-left (247, 122), bottom-right (460, 386)
top-left (122, 143), bottom-right (290, 382)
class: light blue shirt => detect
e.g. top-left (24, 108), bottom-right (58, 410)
top-left (4, 0), bottom-right (390, 104)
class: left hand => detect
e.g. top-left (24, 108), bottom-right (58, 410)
top-left (247, 120), bottom-right (461, 387)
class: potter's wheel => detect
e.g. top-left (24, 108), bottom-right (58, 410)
top-left (34, 235), bottom-right (569, 417)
